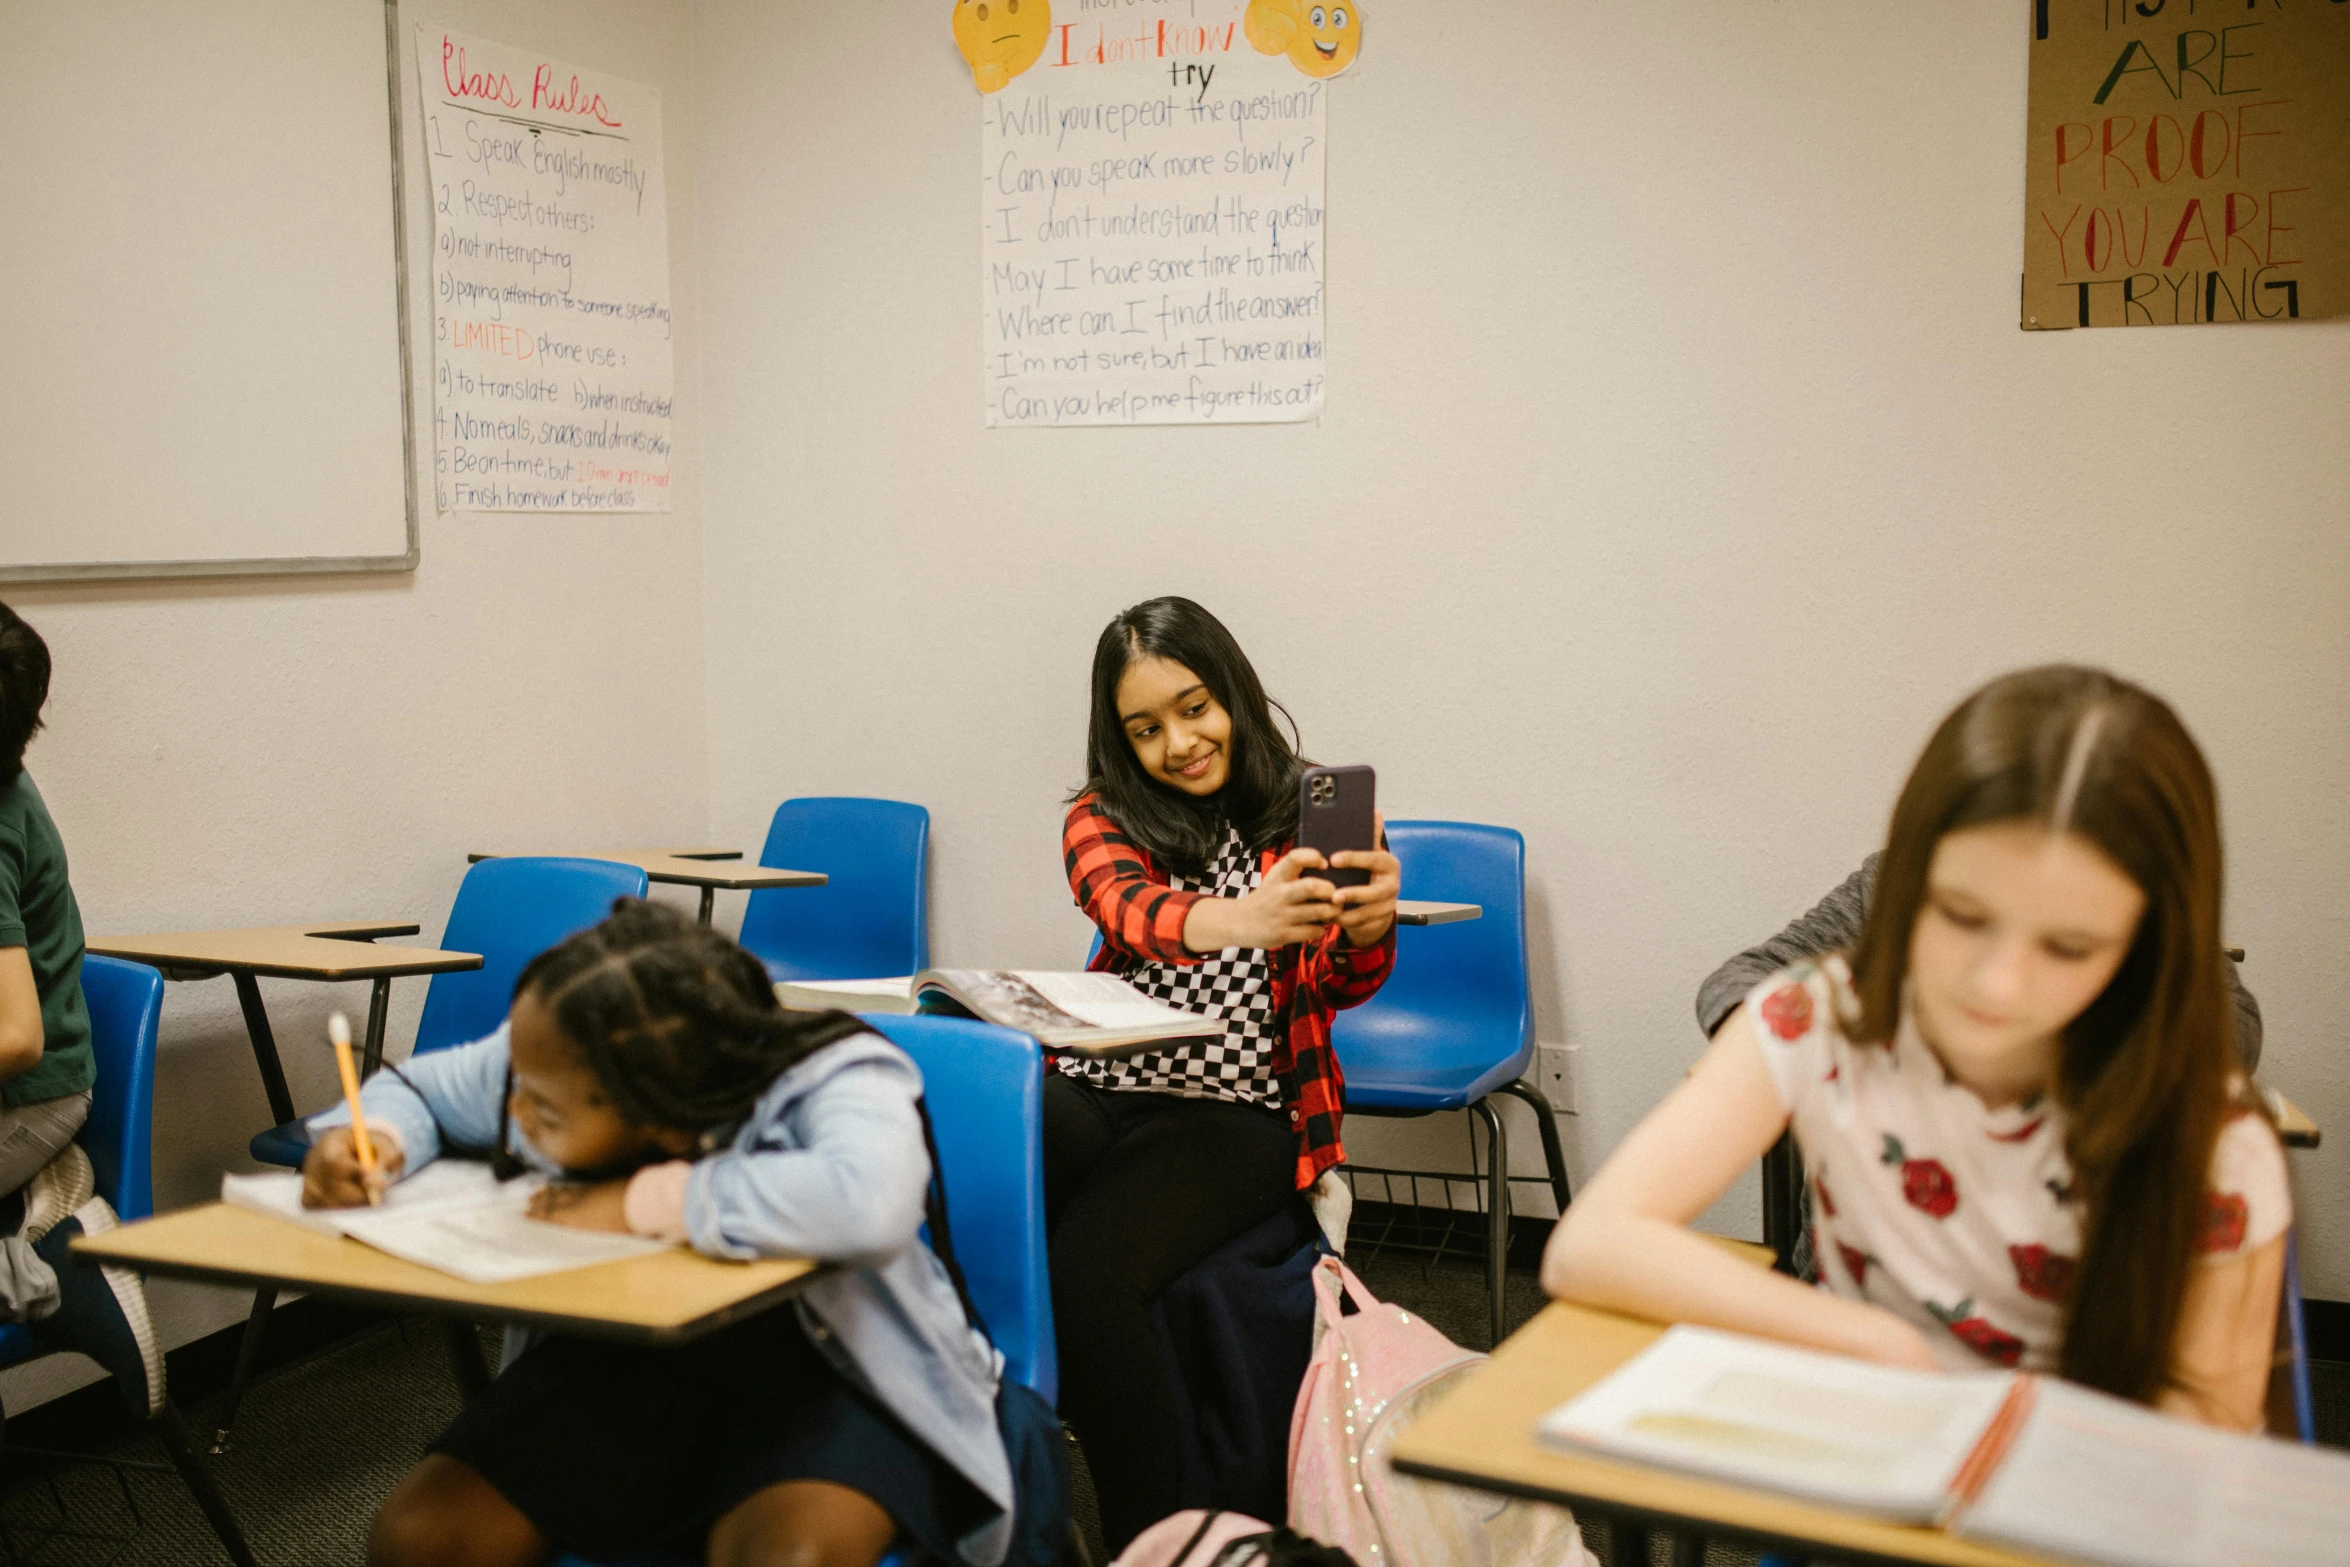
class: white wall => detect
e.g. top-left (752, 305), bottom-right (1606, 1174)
top-left (0, 0), bottom-right (709, 1410)
top-left (691, 2), bottom-right (2348, 1290)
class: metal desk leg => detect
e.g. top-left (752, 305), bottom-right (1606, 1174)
top-left (360, 974), bottom-right (393, 1078)
top-left (697, 886), bottom-right (715, 926)
top-left (229, 973), bottom-right (297, 1128)
top-left (1610, 1517), bottom-right (1652, 1567)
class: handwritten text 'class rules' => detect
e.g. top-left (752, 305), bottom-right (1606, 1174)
top-left (417, 25), bottom-right (675, 509)
top-left (980, 4), bottom-right (1330, 426)
top-left (2022, 1), bottom-right (2348, 329)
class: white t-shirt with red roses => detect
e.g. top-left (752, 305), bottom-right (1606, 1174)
top-left (1749, 957), bottom-right (2291, 1374)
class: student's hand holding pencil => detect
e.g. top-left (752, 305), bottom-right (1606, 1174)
top-left (301, 1126), bottom-right (406, 1209)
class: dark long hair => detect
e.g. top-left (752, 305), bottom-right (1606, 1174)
top-left (0, 603), bottom-right (52, 788)
top-left (514, 899), bottom-right (865, 1136)
top-left (1845, 665), bottom-right (2242, 1404)
top-left (1071, 597), bottom-right (1307, 878)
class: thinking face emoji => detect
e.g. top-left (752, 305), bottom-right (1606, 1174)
top-left (1245, 0), bottom-right (1360, 78)
top-left (953, 0), bottom-right (1051, 94)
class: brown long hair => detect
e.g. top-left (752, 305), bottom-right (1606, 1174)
top-left (1844, 665), bottom-right (2236, 1403)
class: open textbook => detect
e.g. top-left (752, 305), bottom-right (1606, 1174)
top-left (1537, 1325), bottom-right (2350, 1567)
top-left (777, 970), bottom-right (1220, 1057)
top-left (222, 1161), bottom-right (670, 1286)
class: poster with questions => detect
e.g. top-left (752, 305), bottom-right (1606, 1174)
top-left (963, 0), bottom-right (1360, 425)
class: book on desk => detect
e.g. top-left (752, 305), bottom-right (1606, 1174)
top-left (1537, 1325), bottom-right (2349, 1567)
top-left (777, 969), bottom-right (1217, 1056)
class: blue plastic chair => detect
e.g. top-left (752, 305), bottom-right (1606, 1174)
top-left (223, 857), bottom-right (650, 1448)
top-left (1331, 820), bottom-right (1568, 1348)
top-left (0, 956), bottom-right (261, 1565)
top-left (247, 856), bottom-right (652, 1168)
top-left (2282, 1229), bottom-right (2315, 1443)
top-left (553, 1012), bottom-right (1055, 1567)
top-left (737, 798), bottom-right (930, 983)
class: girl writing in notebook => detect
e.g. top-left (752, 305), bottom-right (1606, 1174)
top-left (1544, 666), bottom-right (2290, 1430)
top-left (1055, 596), bottom-right (1399, 1549)
top-left (302, 900), bottom-right (1017, 1567)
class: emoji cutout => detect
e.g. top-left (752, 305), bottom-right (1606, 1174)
top-left (954, 0), bottom-right (1051, 94)
top-left (1246, 0), bottom-right (1360, 78)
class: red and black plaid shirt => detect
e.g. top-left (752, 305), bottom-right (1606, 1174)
top-left (1062, 793), bottom-right (1393, 1190)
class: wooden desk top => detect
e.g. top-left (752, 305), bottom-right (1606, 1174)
top-left (1389, 1300), bottom-right (2050, 1567)
top-left (87, 925), bottom-right (485, 982)
top-left (1396, 900), bottom-right (1481, 926)
top-left (2269, 1088), bottom-right (2320, 1150)
top-left (467, 850), bottom-right (825, 891)
top-left (77, 1203), bottom-right (815, 1345)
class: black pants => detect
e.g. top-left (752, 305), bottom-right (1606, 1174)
top-left (1043, 1075), bottom-right (1296, 1553)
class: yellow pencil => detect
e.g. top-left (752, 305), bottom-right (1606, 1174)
top-left (328, 1012), bottom-right (381, 1206)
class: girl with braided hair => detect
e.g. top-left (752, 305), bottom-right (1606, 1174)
top-left (301, 899), bottom-right (1018, 1567)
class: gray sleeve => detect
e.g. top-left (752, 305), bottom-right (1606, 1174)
top-left (1695, 854), bottom-right (1880, 1037)
top-left (2228, 961), bottom-right (2262, 1073)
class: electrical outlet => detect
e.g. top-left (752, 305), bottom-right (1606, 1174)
top-left (1536, 1042), bottom-right (1578, 1113)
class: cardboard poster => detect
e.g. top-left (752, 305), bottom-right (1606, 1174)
top-left (415, 25), bottom-right (674, 509)
top-left (959, 0), bottom-right (1354, 425)
top-left (2022, 0), bottom-right (2349, 329)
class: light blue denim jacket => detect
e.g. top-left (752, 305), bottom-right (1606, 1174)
top-left (311, 1025), bottom-right (1014, 1566)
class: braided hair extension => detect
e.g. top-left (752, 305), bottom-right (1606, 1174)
top-left (515, 898), bottom-right (869, 1140)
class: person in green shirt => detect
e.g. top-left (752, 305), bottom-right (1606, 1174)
top-left (0, 603), bottom-right (93, 1191)
top-left (0, 602), bottom-right (162, 1421)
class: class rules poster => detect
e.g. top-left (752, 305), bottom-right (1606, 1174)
top-left (2022, 0), bottom-right (2348, 329)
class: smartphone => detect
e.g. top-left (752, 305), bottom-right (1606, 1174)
top-left (1297, 765), bottom-right (1377, 889)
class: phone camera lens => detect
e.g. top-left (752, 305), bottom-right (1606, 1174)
top-left (1310, 776), bottom-right (1336, 806)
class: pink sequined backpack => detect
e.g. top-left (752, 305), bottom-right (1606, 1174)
top-left (1286, 1256), bottom-right (1594, 1567)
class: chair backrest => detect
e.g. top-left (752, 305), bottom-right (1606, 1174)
top-left (1331, 821), bottom-right (1534, 1102)
top-left (860, 1013), bottom-right (1055, 1404)
top-left (412, 857), bottom-right (651, 1056)
top-left (739, 798), bottom-right (930, 982)
top-left (78, 955), bottom-right (163, 1222)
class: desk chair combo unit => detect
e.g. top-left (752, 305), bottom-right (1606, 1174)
top-left (1333, 820), bottom-right (1570, 1349)
top-left (551, 1011), bottom-right (1059, 1567)
top-left (219, 856), bottom-right (653, 1450)
top-left (3, 957), bottom-right (261, 1567)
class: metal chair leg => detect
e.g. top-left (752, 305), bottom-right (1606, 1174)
top-left (1609, 1517), bottom-right (1651, 1567)
top-left (1498, 1078), bottom-right (1572, 1215)
top-left (443, 1318), bottom-right (494, 1402)
top-left (1761, 1132), bottom-right (1806, 1276)
top-left (155, 1397), bottom-right (261, 1567)
top-left (1670, 1530), bottom-right (1704, 1567)
top-left (1470, 1096), bottom-right (1510, 1349)
top-left (211, 1286), bottom-right (276, 1452)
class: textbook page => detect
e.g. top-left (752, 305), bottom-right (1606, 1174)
top-left (223, 1159), bottom-right (505, 1236)
top-left (1536, 1326), bottom-right (2017, 1521)
top-left (1958, 1378), bottom-right (2350, 1567)
top-left (1016, 970), bottom-right (1199, 1031)
top-left (223, 1164), bottom-right (669, 1284)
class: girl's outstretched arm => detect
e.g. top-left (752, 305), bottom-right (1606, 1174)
top-left (1540, 1008), bottom-right (1940, 1370)
top-left (2160, 1233), bottom-right (2286, 1430)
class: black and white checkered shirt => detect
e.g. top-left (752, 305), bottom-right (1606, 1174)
top-left (1060, 825), bottom-right (1283, 1108)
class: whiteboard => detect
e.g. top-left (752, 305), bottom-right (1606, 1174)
top-left (0, 1), bottom-right (415, 582)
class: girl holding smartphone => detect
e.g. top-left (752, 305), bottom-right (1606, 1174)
top-left (1055, 596), bottom-right (1399, 1549)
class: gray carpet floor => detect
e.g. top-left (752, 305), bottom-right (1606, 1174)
top-left (0, 1253), bottom-right (2339, 1566)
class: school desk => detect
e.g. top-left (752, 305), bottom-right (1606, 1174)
top-left (83, 924), bottom-right (483, 1127)
top-left (1387, 1295), bottom-right (2054, 1567)
top-left (1395, 900), bottom-right (1481, 926)
top-left (74, 1202), bottom-right (816, 1345)
top-left (466, 849), bottom-right (827, 926)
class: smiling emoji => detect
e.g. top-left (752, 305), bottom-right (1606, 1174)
top-left (1246, 0), bottom-right (1360, 78)
top-left (953, 0), bottom-right (1051, 94)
